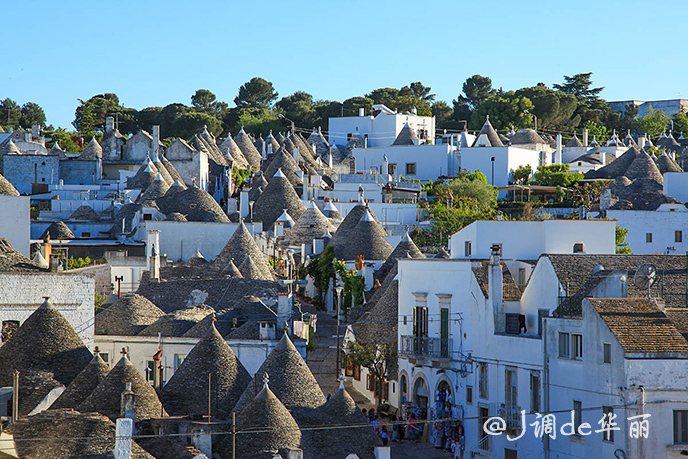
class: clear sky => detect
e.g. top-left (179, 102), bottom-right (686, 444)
top-left (2, 0), bottom-right (686, 129)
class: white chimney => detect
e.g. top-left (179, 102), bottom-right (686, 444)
top-left (105, 116), bottom-right (115, 133)
top-left (267, 143), bottom-right (273, 156)
top-left (152, 126), bottom-right (160, 155)
top-left (239, 190), bottom-right (249, 218)
top-left (147, 230), bottom-right (160, 281)
top-left (555, 133), bottom-right (562, 165)
top-left (277, 292), bottom-right (293, 334)
top-left (358, 107), bottom-right (365, 117)
top-left (582, 129), bottom-right (589, 147)
top-left (488, 244), bottom-right (504, 332)
top-left (275, 222), bottom-right (284, 237)
top-left (638, 135), bottom-right (646, 149)
top-left (293, 146), bottom-right (299, 164)
top-left (374, 447), bottom-right (391, 459)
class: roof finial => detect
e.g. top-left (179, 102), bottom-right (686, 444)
top-left (262, 372), bottom-right (269, 388)
top-left (94, 346), bottom-right (100, 354)
top-left (120, 347), bottom-right (128, 356)
top-left (338, 371), bottom-right (345, 389)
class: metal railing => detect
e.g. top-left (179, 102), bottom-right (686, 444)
top-left (467, 435), bottom-right (490, 457)
top-left (399, 335), bottom-right (452, 359)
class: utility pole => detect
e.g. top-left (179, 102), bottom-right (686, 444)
top-left (232, 411), bottom-right (236, 459)
top-left (335, 285), bottom-right (343, 380)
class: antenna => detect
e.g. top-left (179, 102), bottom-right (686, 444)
top-left (633, 264), bottom-right (657, 297)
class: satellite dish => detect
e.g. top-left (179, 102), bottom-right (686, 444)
top-left (633, 264), bottom-right (657, 295)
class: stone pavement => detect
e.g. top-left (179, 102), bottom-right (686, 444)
top-left (390, 441), bottom-right (455, 458)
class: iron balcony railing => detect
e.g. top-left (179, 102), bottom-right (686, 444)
top-left (400, 335), bottom-right (452, 359)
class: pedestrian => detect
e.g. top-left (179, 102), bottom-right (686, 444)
top-left (391, 414), bottom-right (399, 441)
top-left (408, 414), bottom-right (418, 442)
top-left (381, 425), bottom-right (389, 446)
top-left (368, 407), bottom-right (376, 421)
top-left (398, 415), bottom-right (405, 442)
top-left (362, 408), bottom-right (367, 418)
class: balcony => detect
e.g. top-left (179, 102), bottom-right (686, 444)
top-left (400, 336), bottom-right (452, 360)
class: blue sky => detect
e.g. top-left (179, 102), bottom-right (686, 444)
top-left (2, 0), bottom-right (686, 129)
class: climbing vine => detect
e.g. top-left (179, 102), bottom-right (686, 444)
top-left (335, 261), bottom-right (365, 312)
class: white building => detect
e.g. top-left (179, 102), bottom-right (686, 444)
top-left (664, 172), bottom-right (688, 203)
top-left (607, 206), bottom-right (688, 255)
top-left (0, 194), bottom-right (30, 256)
top-left (460, 145), bottom-right (544, 189)
top-left (328, 104), bottom-right (435, 148)
top-left (351, 143), bottom-right (459, 180)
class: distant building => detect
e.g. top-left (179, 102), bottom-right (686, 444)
top-left (609, 99), bottom-right (688, 118)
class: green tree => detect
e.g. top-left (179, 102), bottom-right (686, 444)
top-left (456, 74), bottom-right (495, 110)
top-left (582, 120), bottom-right (609, 143)
top-left (275, 91), bottom-right (317, 127)
top-left (390, 95), bottom-right (432, 116)
top-left (469, 91), bottom-right (534, 130)
top-left (134, 106), bottom-right (164, 133)
top-left (533, 164), bottom-right (583, 187)
top-left (635, 106), bottom-right (670, 139)
top-left (515, 86), bottom-right (580, 130)
top-left (615, 226), bottom-right (632, 254)
top-left (673, 111), bottom-right (688, 138)
top-left (314, 100), bottom-right (343, 125)
top-left (431, 101), bottom-right (455, 131)
top-left (400, 82), bottom-right (435, 102)
top-left (366, 87), bottom-right (400, 107)
top-left (20, 102), bottom-right (47, 128)
top-left (342, 96), bottom-right (374, 117)
top-left (553, 72), bottom-right (608, 125)
top-left (447, 171), bottom-right (498, 209)
top-left (233, 107), bottom-right (282, 137)
top-left (513, 165), bottom-right (532, 185)
top-left (234, 77), bottom-right (279, 109)
top-left (172, 110), bottom-right (222, 138)
top-left (0, 98), bottom-right (21, 130)
top-left (43, 127), bottom-right (80, 152)
top-left (347, 341), bottom-right (394, 408)
top-left (191, 89), bottom-right (228, 118)
top-left (73, 93), bottom-right (136, 136)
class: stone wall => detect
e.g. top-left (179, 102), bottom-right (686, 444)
top-left (59, 159), bottom-right (100, 185)
top-left (3, 155), bottom-right (60, 194)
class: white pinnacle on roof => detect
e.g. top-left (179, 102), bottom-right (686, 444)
top-left (324, 201), bottom-right (339, 214)
top-left (361, 209), bottom-right (374, 222)
top-left (276, 209), bottom-right (295, 227)
top-left (194, 248), bottom-right (204, 259)
top-left (203, 125), bottom-right (209, 135)
top-left (274, 168), bottom-right (287, 178)
top-left (33, 251), bottom-right (49, 269)
top-left (322, 230), bottom-right (332, 238)
top-left (153, 173), bottom-right (164, 182)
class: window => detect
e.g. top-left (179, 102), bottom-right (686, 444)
top-left (466, 386), bottom-right (473, 405)
top-left (518, 268), bottom-right (526, 287)
top-left (530, 372), bottom-right (540, 413)
top-left (572, 334), bottom-right (583, 360)
top-left (505, 368), bottom-right (518, 419)
top-left (388, 163), bottom-right (397, 176)
top-left (646, 233), bottom-right (653, 243)
top-left (674, 410), bottom-right (688, 444)
top-left (677, 231), bottom-right (683, 243)
top-left (174, 354), bottom-right (186, 371)
top-left (405, 162), bottom-right (417, 175)
top-left (602, 406), bottom-right (614, 442)
top-left (465, 241), bottom-right (472, 257)
top-left (146, 361), bottom-right (155, 382)
top-left (413, 306), bottom-right (428, 338)
top-left (479, 363), bottom-right (489, 399)
top-left (573, 400), bottom-right (582, 433)
top-left (143, 213), bottom-right (152, 221)
top-left (559, 332), bottom-right (570, 358)
top-left (366, 373), bottom-right (375, 391)
top-left (81, 232), bottom-right (91, 238)
top-left (603, 343), bottom-right (612, 364)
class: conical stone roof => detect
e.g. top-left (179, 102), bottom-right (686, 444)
top-left (220, 258), bottom-right (243, 278)
top-left (152, 152), bottom-right (174, 185)
top-left (51, 351), bottom-right (110, 409)
top-left (376, 230), bottom-right (423, 282)
top-left (329, 204), bottom-right (381, 258)
top-left (435, 247), bottom-right (451, 258)
top-left (164, 323), bottom-right (251, 419)
top-left (233, 333), bottom-right (326, 413)
top-left (160, 154), bottom-right (184, 184)
top-left (264, 147), bottom-right (302, 187)
top-left (252, 169), bottom-right (306, 230)
top-left (341, 209), bottom-right (394, 261)
top-left (220, 134), bottom-right (250, 169)
top-left (230, 379), bottom-right (302, 459)
top-left (249, 172), bottom-right (269, 201)
top-left (624, 151), bottom-right (664, 184)
top-left (322, 201), bottom-right (342, 220)
top-left (284, 200), bottom-right (337, 246)
top-left (40, 221), bottom-right (75, 240)
top-left (78, 353), bottom-right (166, 422)
top-left (49, 141), bottom-right (67, 158)
top-left (265, 131), bottom-right (281, 156)
top-left (165, 179), bottom-right (187, 196)
top-left (0, 299), bottom-right (93, 412)
top-left (657, 153), bottom-right (683, 174)
top-left (213, 221), bottom-right (275, 280)
top-left (0, 171), bottom-right (19, 195)
top-left (3, 139), bottom-right (20, 155)
top-left (588, 146), bottom-right (640, 179)
top-left (127, 158), bottom-right (158, 190)
top-left (566, 134), bottom-right (583, 148)
top-left (472, 117), bottom-right (503, 147)
top-left (138, 305), bottom-right (214, 337)
top-left (78, 137), bottom-right (102, 160)
top-left (137, 174), bottom-right (170, 205)
top-left (510, 129), bottom-right (545, 145)
top-left (155, 186), bottom-right (230, 222)
top-left (238, 255), bottom-right (273, 280)
top-left (235, 128), bottom-right (263, 169)
top-left (95, 293), bottom-right (165, 336)
top-left (69, 205), bottom-right (101, 222)
top-left (392, 123), bottom-right (418, 146)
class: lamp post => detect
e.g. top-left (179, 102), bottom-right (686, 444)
top-left (335, 284), bottom-right (343, 380)
top-left (278, 114), bottom-right (295, 135)
top-left (524, 110), bottom-right (537, 132)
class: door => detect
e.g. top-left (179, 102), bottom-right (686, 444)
top-left (505, 448), bottom-right (517, 459)
top-left (440, 308), bottom-right (449, 358)
top-left (479, 407), bottom-right (490, 451)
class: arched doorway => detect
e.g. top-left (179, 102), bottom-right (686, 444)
top-left (413, 377), bottom-right (429, 419)
top-left (400, 374), bottom-right (408, 406)
top-left (436, 379), bottom-right (453, 409)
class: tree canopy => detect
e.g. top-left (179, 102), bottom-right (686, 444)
top-left (234, 77), bottom-right (278, 109)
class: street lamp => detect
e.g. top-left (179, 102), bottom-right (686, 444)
top-left (278, 114), bottom-right (295, 135)
top-left (524, 110), bottom-right (537, 132)
top-left (334, 284), bottom-right (344, 379)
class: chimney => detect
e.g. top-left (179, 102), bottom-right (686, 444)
top-left (275, 221), bottom-right (284, 237)
top-left (327, 150), bottom-right (333, 168)
top-left (358, 107), bottom-right (365, 117)
top-left (488, 244), bottom-right (504, 333)
top-left (120, 382), bottom-right (136, 421)
top-left (313, 237), bottom-right (325, 255)
top-left (147, 230), bottom-right (160, 281)
top-left (239, 190), bottom-right (249, 219)
top-left (105, 116), bottom-right (115, 133)
top-left (261, 140), bottom-right (267, 160)
top-left (293, 146), bottom-right (299, 164)
top-left (152, 126), bottom-right (160, 155)
top-left (49, 254), bottom-right (60, 272)
top-left (374, 446), bottom-right (391, 459)
top-left (582, 128), bottom-right (589, 147)
top-left (25, 131), bottom-right (31, 142)
top-left (31, 124), bottom-right (40, 140)
top-left (277, 292), bottom-right (293, 334)
top-left (555, 133), bottom-right (562, 164)
top-left (267, 143), bottom-right (273, 156)
top-left (638, 135), bottom-right (646, 149)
